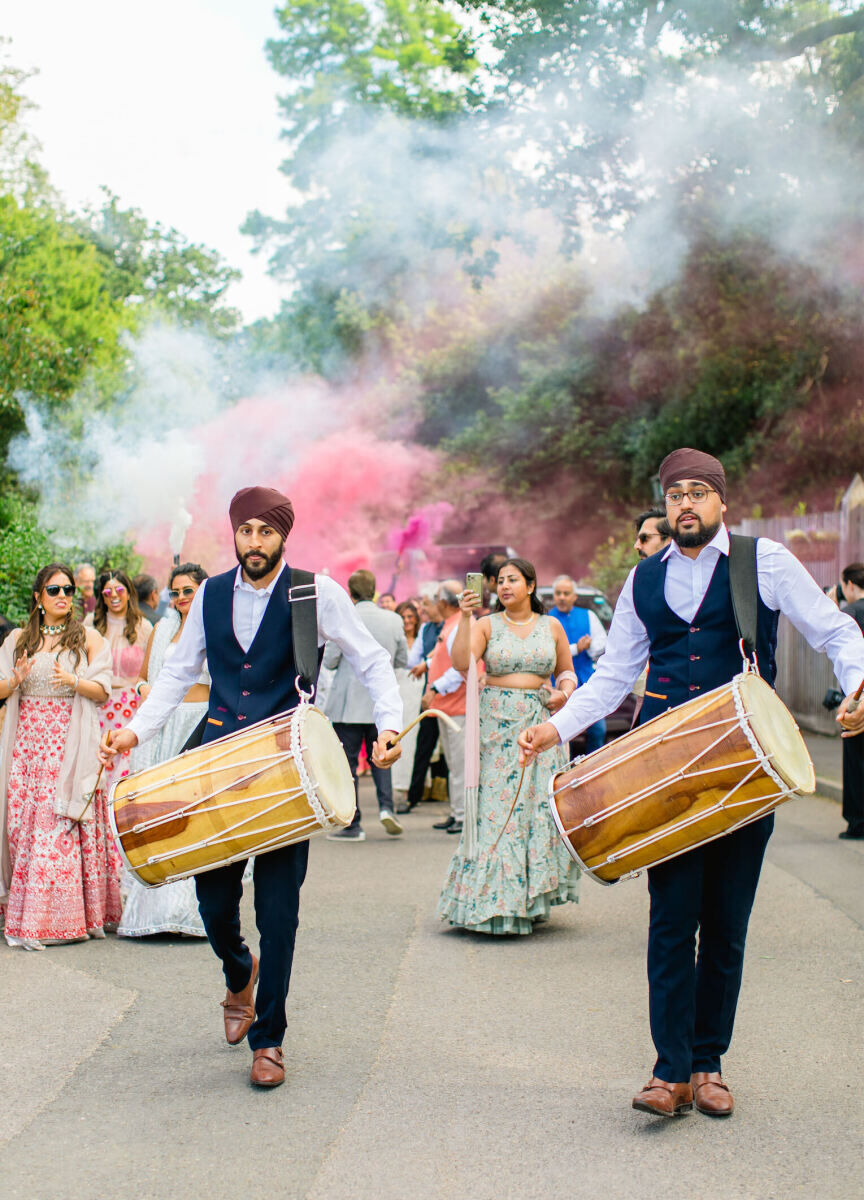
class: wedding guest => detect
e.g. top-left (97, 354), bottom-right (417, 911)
top-left (378, 592), bottom-right (397, 611)
top-left (438, 558), bottom-right (580, 934)
top-left (839, 562), bottom-right (864, 840)
top-left (391, 601), bottom-right (424, 809)
top-left (118, 564), bottom-right (211, 937)
top-left (85, 569), bottom-right (152, 787)
top-left (75, 562), bottom-right (97, 616)
top-left (135, 573), bottom-right (167, 623)
top-left (0, 564), bottom-right (120, 949)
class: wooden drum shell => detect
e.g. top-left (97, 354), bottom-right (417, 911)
top-left (109, 706), bottom-right (354, 887)
top-left (548, 675), bottom-right (815, 885)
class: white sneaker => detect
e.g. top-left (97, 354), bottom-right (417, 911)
top-left (379, 810), bottom-right (403, 836)
top-left (326, 827), bottom-right (366, 842)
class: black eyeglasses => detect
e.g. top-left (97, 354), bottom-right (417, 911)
top-left (169, 587), bottom-right (197, 599)
top-left (44, 584), bottom-right (76, 597)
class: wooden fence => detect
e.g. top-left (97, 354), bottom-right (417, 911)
top-left (731, 474), bottom-right (864, 734)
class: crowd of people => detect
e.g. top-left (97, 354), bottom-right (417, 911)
top-left (2, 463), bottom-right (863, 1106)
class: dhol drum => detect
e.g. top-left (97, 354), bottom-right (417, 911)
top-left (548, 672), bottom-right (815, 884)
top-left (109, 704), bottom-right (356, 887)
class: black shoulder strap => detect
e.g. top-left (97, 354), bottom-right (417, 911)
top-left (728, 534), bottom-right (758, 660)
top-left (289, 567), bottom-right (320, 696)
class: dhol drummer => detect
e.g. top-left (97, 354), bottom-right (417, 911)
top-left (518, 448), bottom-right (864, 1119)
top-left (100, 486), bottom-right (403, 1089)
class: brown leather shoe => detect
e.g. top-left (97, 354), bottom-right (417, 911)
top-left (250, 1046), bottom-right (284, 1088)
top-left (632, 1077), bottom-right (693, 1117)
top-left (221, 954), bottom-right (259, 1045)
top-left (691, 1072), bottom-right (734, 1116)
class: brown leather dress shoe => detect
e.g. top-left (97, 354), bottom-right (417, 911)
top-left (221, 954), bottom-right (259, 1045)
top-left (250, 1047), bottom-right (284, 1088)
top-left (632, 1077), bottom-right (693, 1117)
top-left (691, 1072), bottom-right (734, 1116)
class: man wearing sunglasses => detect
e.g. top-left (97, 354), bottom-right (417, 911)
top-left (519, 447), bottom-right (864, 1121)
top-left (100, 485), bottom-right (403, 1090)
top-left (634, 506), bottom-right (671, 559)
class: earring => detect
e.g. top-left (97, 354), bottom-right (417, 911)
top-left (39, 604), bottom-right (44, 614)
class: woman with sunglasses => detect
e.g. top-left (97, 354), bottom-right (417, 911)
top-left (0, 564), bottom-right (121, 948)
top-left (118, 563), bottom-right (210, 938)
top-left (84, 568), bottom-right (153, 787)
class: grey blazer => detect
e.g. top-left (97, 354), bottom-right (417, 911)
top-left (323, 602), bottom-right (408, 725)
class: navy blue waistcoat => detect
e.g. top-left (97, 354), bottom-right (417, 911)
top-left (632, 546), bottom-right (779, 725)
top-left (201, 568), bottom-right (302, 745)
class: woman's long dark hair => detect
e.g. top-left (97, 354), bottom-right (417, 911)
top-left (15, 564), bottom-right (88, 668)
top-left (498, 558), bottom-right (546, 615)
top-left (93, 568), bottom-right (145, 645)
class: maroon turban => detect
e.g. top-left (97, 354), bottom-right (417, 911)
top-left (658, 448), bottom-right (726, 502)
top-left (229, 486), bottom-right (295, 540)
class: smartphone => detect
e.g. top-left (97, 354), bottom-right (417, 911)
top-left (465, 572), bottom-right (484, 603)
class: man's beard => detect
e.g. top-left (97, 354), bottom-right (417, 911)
top-left (672, 515), bottom-right (721, 549)
top-left (236, 540), bottom-right (284, 579)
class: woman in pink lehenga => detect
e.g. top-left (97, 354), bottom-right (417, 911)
top-left (85, 568), bottom-right (152, 789)
top-left (0, 564), bottom-right (121, 949)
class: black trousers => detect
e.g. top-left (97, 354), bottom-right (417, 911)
top-left (842, 734), bottom-right (864, 833)
top-left (333, 721), bottom-right (393, 829)
top-left (195, 841), bottom-right (309, 1051)
top-left (646, 813), bottom-right (773, 1082)
top-left (406, 710), bottom-right (448, 807)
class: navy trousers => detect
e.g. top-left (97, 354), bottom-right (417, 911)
top-left (195, 840), bottom-right (309, 1051)
top-left (646, 813), bottom-right (774, 1082)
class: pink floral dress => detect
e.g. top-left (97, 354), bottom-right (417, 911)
top-left (3, 650), bottom-right (122, 944)
top-left (89, 614), bottom-right (152, 787)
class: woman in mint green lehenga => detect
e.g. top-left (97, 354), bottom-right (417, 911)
top-left (438, 558), bottom-right (581, 935)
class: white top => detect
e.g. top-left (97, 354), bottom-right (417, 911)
top-left (550, 524), bottom-right (864, 744)
top-left (431, 625), bottom-right (463, 696)
top-left (127, 562), bottom-right (403, 746)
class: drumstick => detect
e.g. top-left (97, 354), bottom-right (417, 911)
top-left (490, 760), bottom-right (528, 854)
top-left (844, 677), bottom-right (864, 717)
top-left (390, 709), bottom-right (461, 746)
top-left (73, 732), bottom-right (110, 825)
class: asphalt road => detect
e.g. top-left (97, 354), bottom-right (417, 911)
top-left (1, 784), bottom-right (861, 1200)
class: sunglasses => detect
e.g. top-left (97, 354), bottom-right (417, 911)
top-left (44, 584), bottom-right (76, 597)
top-left (169, 587), bottom-right (197, 599)
top-left (102, 585), bottom-right (126, 596)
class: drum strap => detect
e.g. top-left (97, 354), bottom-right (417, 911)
top-left (728, 534), bottom-right (758, 663)
top-left (289, 567), bottom-right (320, 697)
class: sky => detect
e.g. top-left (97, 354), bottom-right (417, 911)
top-left (3, 0), bottom-right (292, 322)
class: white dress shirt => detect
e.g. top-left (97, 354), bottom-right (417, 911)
top-left (430, 625), bottom-right (463, 696)
top-left (550, 524), bottom-right (864, 744)
top-left (128, 563), bottom-right (403, 746)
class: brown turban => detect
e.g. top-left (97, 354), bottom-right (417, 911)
top-left (658, 448), bottom-right (726, 502)
top-left (229, 486), bottom-right (295, 540)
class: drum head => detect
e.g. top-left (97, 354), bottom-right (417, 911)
top-left (738, 673), bottom-right (815, 794)
top-left (300, 707), bottom-right (357, 822)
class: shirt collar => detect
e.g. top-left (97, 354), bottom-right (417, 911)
top-left (661, 523), bottom-right (729, 562)
top-left (233, 559), bottom-right (286, 596)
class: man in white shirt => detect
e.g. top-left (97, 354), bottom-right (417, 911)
top-left (100, 486), bottom-right (403, 1090)
top-left (519, 448), bottom-right (864, 1120)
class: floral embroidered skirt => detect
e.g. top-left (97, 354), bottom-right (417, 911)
top-left (3, 696), bottom-right (122, 943)
top-left (437, 686), bottom-right (580, 935)
top-left (98, 686), bottom-right (139, 786)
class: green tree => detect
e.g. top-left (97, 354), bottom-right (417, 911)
top-left (244, 0), bottom-right (487, 373)
top-left (80, 192), bottom-right (241, 336)
top-left (0, 193), bottom-right (126, 452)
